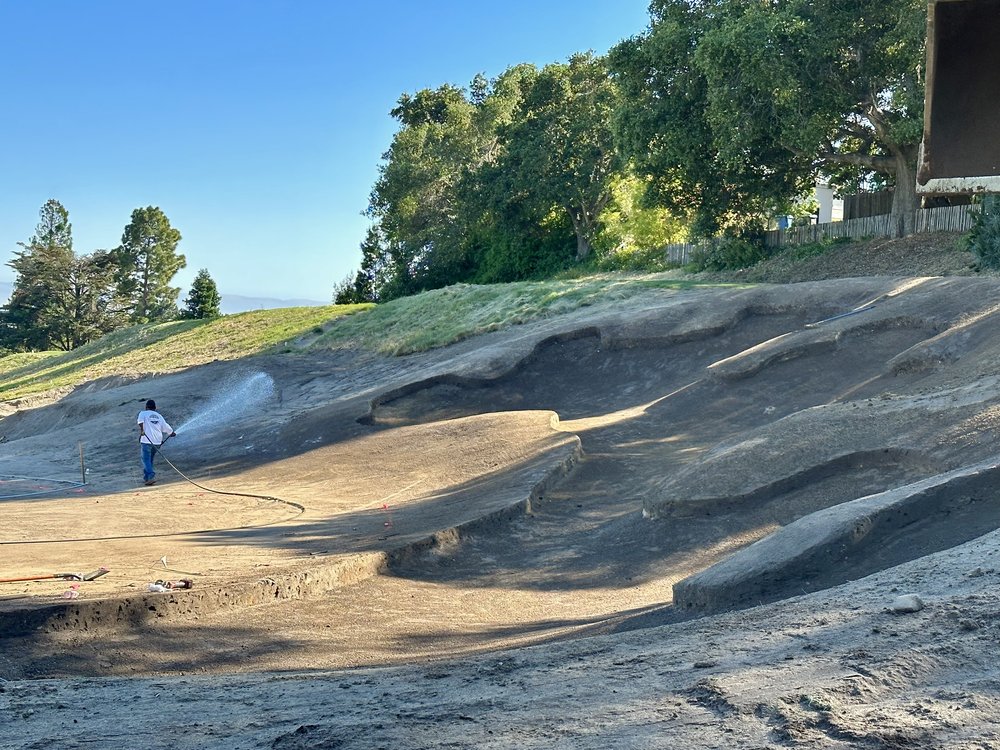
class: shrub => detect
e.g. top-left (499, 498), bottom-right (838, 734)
top-left (967, 195), bottom-right (1000, 269)
top-left (593, 244), bottom-right (671, 273)
top-left (688, 234), bottom-right (770, 272)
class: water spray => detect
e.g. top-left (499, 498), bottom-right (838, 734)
top-left (176, 371), bottom-right (276, 436)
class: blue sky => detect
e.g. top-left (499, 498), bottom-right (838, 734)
top-left (0, 2), bottom-right (650, 302)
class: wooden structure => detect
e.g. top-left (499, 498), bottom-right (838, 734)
top-left (661, 204), bottom-right (978, 265)
top-left (917, 0), bottom-right (1000, 195)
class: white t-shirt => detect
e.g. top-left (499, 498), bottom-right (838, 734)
top-left (137, 410), bottom-right (173, 446)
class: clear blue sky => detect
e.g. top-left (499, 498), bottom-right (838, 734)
top-left (0, 1), bottom-right (650, 302)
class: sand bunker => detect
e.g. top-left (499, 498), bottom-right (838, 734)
top-left (4, 277), bottom-right (1000, 682)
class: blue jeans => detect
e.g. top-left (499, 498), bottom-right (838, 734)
top-left (141, 443), bottom-right (158, 482)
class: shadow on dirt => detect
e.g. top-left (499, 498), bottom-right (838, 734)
top-left (1, 622), bottom-right (309, 679)
top-left (344, 312), bottom-right (959, 613)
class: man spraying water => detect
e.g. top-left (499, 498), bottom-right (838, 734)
top-left (137, 399), bottom-right (177, 486)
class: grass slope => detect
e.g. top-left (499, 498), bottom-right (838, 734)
top-left (0, 277), bottom-right (720, 403)
top-left (2, 229), bottom-right (973, 406)
top-left (0, 306), bottom-right (360, 401)
top-left (316, 277), bottom-right (722, 355)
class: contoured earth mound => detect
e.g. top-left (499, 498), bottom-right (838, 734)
top-left (3, 275), bottom-right (1000, 660)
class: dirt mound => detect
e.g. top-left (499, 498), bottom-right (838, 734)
top-left (730, 231), bottom-right (978, 283)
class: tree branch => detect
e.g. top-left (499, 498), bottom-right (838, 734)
top-left (816, 150), bottom-right (896, 174)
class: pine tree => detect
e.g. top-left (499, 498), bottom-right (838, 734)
top-left (113, 206), bottom-right (186, 323)
top-left (181, 268), bottom-right (222, 319)
top-left (2, 200), bottom-right (76, 350)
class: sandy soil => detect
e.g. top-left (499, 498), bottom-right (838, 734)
top-left (5, 242), bottom-right (1000, 747)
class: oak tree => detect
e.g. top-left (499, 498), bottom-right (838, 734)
top-left (612, 0), bottom-right (926, 232)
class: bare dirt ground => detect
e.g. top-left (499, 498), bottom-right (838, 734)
top-left (5, 234), bottom-right (1000, 748)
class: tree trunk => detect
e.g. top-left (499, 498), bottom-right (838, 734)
top-left (890, 146), bottom-right (920, 237)
top-left (139, 257), bottom-right (151, 323)
top-left (567, 208), bottom-right (593, 262)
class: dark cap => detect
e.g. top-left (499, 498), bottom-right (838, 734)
top-left (145, 399), bottom-right (156, 410)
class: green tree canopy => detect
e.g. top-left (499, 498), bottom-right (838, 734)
top-left (334, 224), bottom-right (398, 304)
top-left (366, 83), bottom-right (483, 297)
top-left (1, 200), bottom-right (121, 351)
top-left (347, 57), bottom-right (652, 301)
top-left (2, 199), bottom-right (76, 350)
top-left (491, 53), bottom-right (624, 262)
top-left (181, 268), bottom-right (222, 319)
top-left (113, 206), bottom-right (185, 323)
top-left (63, 249), bottom-right (123, 347)
top-left (354, 68), bottom-right (541, 301)
top-left (611, 0), bottom-right (926, 233)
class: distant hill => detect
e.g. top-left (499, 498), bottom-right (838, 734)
top-left (0, 283), bottom-right (325, 315)
top-left (220, 294), bottom-right (328, 314)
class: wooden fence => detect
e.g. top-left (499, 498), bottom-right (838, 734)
top-left (765, 214), bottom-right (897, 247)
top-left (764, 204), bottom-right (977, 248)
top-left (912, 203), bottom-right (977, 233)
top-left (664, 244), bottom-right (699, 265)
top-left (663, 204), bottom-right (978, 266)
top-left (843, 190), bottom-right (895, 220)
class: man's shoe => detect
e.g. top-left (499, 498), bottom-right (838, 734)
top-left (144, 479), bottom-right (156, 486)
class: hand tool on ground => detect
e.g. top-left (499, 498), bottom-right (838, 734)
top-left (0, 566), bottom-right (109, 584)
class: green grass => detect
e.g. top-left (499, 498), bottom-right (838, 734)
top-left (0, 305), bottom-right (368, 401)
top-left (0, 275), bottom-right (738, 403)
top-left (315, 276), bottom-right (734, 355)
